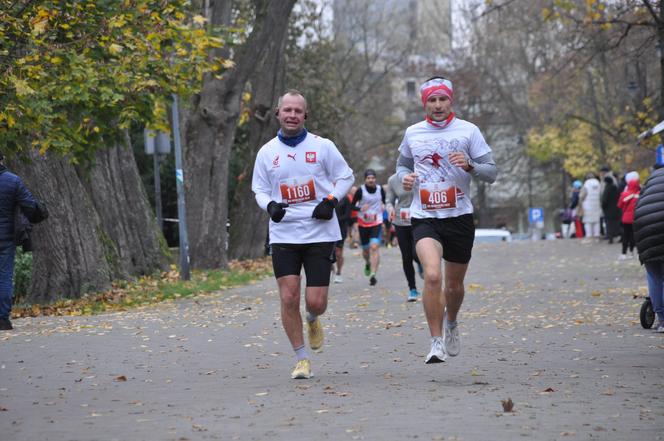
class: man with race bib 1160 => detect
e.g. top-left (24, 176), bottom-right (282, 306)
top-left (396, 77), bottom-right (497, 364)
top-left (252, 89), bottom-right (354, 379)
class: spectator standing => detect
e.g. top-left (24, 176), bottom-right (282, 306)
top-left (580, 173), bottom-right (602, 238)
top-left (599, 165), bottom-right (617, 238)
top-left (618, 171), bottom-right (640, 260)
top-left (562, 180), bottom-right (582, 238)
top-left (634, 164), bottom-right (664, 332)
top-left (601, 175), bottom-right (621, 244)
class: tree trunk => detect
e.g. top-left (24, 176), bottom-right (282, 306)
top-left (14, 154), bottom-right (113, 303)
top-left (184, 0), bottom-right (296, 269)
top-left (14, 135), bottom-right (169, 303)
top-left (77, 134), bottom-right (169, 278)
top-left (228, 9), bottom-right (289, 260)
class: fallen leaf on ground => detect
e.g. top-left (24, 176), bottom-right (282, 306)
top-left (501, 398), bottom-right (514, 412)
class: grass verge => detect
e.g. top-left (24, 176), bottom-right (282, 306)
top-left (12, 258), bottom-right (273, 318)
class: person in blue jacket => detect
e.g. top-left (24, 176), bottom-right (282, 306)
top-left (0, 153), bottom-right (38, 330)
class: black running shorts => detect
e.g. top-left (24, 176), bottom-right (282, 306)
top-left (271, 242), bottom-right (336, 286)
top-left (358, 224), bottom-right (382, 247)
top-left (411, 214), bottom-right (475, 264)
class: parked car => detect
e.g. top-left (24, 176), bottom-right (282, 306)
top-left (474, 228), bottom-right (512, 243)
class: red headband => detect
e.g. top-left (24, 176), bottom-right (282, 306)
top-left (421, 84), bottom-right (453, 106)
top-left (419, 78), bottom-right (454, 106)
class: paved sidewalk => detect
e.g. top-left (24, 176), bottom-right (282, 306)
top-left (1, 240), bottom-right (663, 441)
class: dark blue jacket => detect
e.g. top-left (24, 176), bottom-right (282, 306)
top-left (0, 166), bottom-right (37, 249)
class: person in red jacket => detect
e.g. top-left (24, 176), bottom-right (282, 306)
top-left (617, 171), bottom-right (641, 260)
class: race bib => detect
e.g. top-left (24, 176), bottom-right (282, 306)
top-left (419, 182), bottom-right (457, 210)
top-left (361, 212), bottom-right (379, 223)
top-left (399, 208), bottom-right (410, 221)
top-left (279, 175), bottom-right (316, 204)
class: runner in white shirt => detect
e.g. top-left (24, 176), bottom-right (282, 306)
top-left (252, 90), bottom-right (354, 379)
top-left (396, 77), bottom-right (497, 364)
top-left (351, 170), bottom-right (386, 286)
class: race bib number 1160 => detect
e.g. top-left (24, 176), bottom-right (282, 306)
top-left (280, 175), bottom-right (316, 204)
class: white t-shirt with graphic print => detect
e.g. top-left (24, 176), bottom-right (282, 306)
top-left (252, 133), bottom-right (354, 244)
top-left (398, 118), bottom-right (491, 219)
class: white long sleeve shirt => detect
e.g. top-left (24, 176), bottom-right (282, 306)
top-left (252, 132), bottom-right (354, 244)
top-left (398, 118), bottom-right (492, 219)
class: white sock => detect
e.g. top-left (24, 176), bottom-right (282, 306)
top-left (294, 344), bottom-right (308, 361)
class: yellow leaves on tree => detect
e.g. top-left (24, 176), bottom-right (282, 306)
top-left (0, 0), bottom-right (228, 163)
top-left (527, 123), bottom-right (601, 178)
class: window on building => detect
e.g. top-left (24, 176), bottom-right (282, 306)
top-left (406, 80), bottom-right (416, 98)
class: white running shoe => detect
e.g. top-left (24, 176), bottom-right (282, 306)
top-left (618, 254), bottom-right (628, 261)
top-left (334, 274), bottom-right (343, 284)
top-left (444, 324), bottom-right (461, 357)
top-left (425, 337), bottom-right (447, 364)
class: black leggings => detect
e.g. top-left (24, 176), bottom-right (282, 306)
top-left (395, 225), bottom-right (420, 290)
top-left (621, 223), bottom-right (635, 254)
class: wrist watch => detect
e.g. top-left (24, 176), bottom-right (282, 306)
top-left (467, 157), bottom-right (476, 170)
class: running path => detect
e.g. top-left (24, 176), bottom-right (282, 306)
top-left (1, 240), bottom-right (662, 441)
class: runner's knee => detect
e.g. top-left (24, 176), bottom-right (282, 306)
top-left (306, 297), bottom-right (327, 315)
top-left (444, 283), bottom-right (464, 297)
top-left (424, 271), bottom-right (442, 287)
top-left (280, 290), bottom-right (300, 310)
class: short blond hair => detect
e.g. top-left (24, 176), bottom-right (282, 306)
top-left (277, 89), bottom-right (307, 111)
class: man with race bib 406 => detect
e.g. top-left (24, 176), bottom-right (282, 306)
top-left (396, 77), bottom-right (497, 364)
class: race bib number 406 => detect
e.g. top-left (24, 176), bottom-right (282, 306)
top-left (280, 175), bottom-right (316, 204)
top-left (419, 182), bottom-right (457, 210)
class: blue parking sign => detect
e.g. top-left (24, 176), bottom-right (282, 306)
top-left (528, 208), bottom-right (544, 223)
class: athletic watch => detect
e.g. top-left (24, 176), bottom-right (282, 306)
top-left (467, 157), bottom-right (476, 171)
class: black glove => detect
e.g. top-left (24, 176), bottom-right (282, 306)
top-left (267, 201), bottom-right (289, 223)
top-left (312, 197), bottom-right (338, 220)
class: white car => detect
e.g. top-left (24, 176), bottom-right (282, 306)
top-left (474, 228), bottom-right (512, 243)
